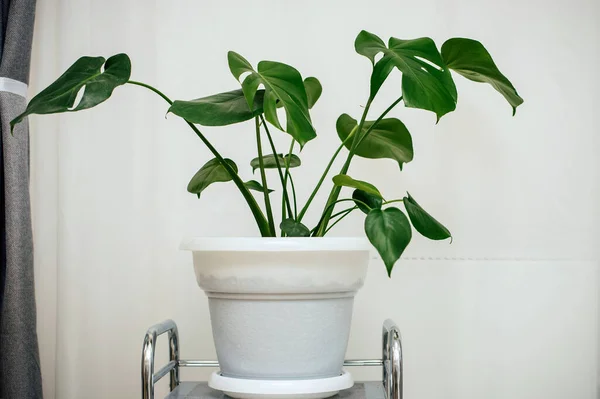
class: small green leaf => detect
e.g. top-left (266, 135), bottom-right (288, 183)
top-left (280, 218), bottom-right (310, 237)
top-left (364, 207), bottom-right (412, 277)
top-left (403, 193), bottom-right (451, 240)
top-left (336, 113), bottom-right (413, 170)
top-left (10, 54), bottom-right (131, 132)
top-left (441, 38), bottom-right (523, 115)
top-left (228, 51), bottom-right (316, 147)
top-left (353, 189), bottom-right (382, 214)
top-left (332, 174), bottom-right (382, 199)
top-left (244, 180), bottom-right (274, 194)
top-left (168, 89), bottom-right (264, 126)
top-left (355, 30), bottom-right (387, 64)
top-left (304, 77), bottom-right (322, 109)
top-left (187, 158), bottom-right (238, 198)
top-left (250, 154), bottom-right (301, 172)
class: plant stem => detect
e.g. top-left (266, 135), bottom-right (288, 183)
top-left (383, 199), bottom-right (404, 205)
top-left (126, 80), bottom-right (271, 237)
top-left (324, 207), bottom-right (355, 235)
top-left (255, 117), bottom-right (276, 235)
top-left (310, 198), bottom-right (370, 236)
top-left (288, 173), bottom-right (298, 220)
top-left (260, 115), bottom-right (294, 221)
top-left (312, 96), bottom-right (374, 235)
top-left (314, 95), bottom-right (404, 236)
top-left (281, 139), bottom-right (295, 221)
top-left (297, 135), bottom-right (355, 223)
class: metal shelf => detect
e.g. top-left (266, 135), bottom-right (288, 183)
top-left (141, 319), bottom-right (403, 399)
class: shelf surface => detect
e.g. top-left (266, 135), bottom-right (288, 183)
top-left (165, 381), bottom-right (385, 399)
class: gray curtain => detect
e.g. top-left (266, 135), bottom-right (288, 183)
top-left (0, 0), bottom-right (41, 398)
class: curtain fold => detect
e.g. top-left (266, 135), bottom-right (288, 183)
top-left (0, 0), bottom-right (41, 398)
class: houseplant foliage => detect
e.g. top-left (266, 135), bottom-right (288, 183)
top-left (12, 31), bottom-right (523, 276)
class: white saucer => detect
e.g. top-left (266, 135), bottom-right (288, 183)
top-left (208, 370), bottom-right (354, 399)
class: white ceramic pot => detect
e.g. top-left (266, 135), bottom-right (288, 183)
top-left (181, 237), bottom-right (370, 382)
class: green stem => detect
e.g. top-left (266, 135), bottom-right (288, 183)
top-left (260, 115), bottom-right (293, 220)
top-left (383, 199), bottom-right (404, 205)
top-left (324, 207), bottom-right (356, 235)
top-left (126, 80), bottom-right (271, 237)
top-left (312, 96), bottom-right (374, 235)
top-left (297, 135), bottom-right (355, 222)
top-left (310, 198), bottom-right (370, 236)
top-left (330, 206), bottom-right (357, 220)
top-left (288, 173), bottom-right (298, 220)
top-left (314, 95), bottom-right (403, 236)
top-left (255, 117), bottom-right (276, 236)
top-left (281, 140), bottom-right (295, 222)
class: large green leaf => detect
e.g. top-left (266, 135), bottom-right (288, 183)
top-left (10, 54), bottom-right (131, 131)
top-left (332, 174), bottom-right (383, 199)
top-left (187, 158), bottom-right (238, 198)
top-left (352, 189), bottom-right (382, 214)
top-left (228, 51), bottom-right (316, 147)
top-left (336, 113), bottom-right (413, 170)
top-left (168, 89), bottom-right (264, 126)
top-left (250, 154), bottom-right (301, 172)
top-left (441, 38), bottom-right (524, 115)
top-left (244, 180), bottom-right (274, 194)
top-left (280, 218), bottom-right (310, 237)
top-left (355, 31), bottom-right (457, 120)
top-left (403, 193), bottom-right (451, 240)
top-left (364, 207), bottom-right (412, 276)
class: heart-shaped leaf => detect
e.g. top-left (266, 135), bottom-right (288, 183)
top-left (304, 77), bottom-right (322, 109)
top-left (403, 193), bottom-right (451, 240)
top-left (332, 174), bottom-right (382, 199)
top-left (280, 218), bottom-right (310, 237)
top-left (168, 89), bottom-right (264, 126)
top-left (353, 189), bottom-right (382, 214)
top-left (10, 53), bottom-right (131, 132)
top-left (228, 51), bottom-right (316, 147)
top-left (244, 180), bottom-right (274, 194)
top-left (355, 31), bottom-right (457, 120)
top-left (441, 38), bottom-right (524, 115)
top-left (187, 158), bottom-right (238, 198)
top-left (364, 207), bottom-right (412, 276)
top-left (336, 113), bottom-right (413, 170)
top-left (250, 154), bottom-right (301, 172)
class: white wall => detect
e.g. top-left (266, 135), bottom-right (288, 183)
top-left (29, 0), bottom-right (599, 398)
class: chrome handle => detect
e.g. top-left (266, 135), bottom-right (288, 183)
top-left (141, 319), bottom-right (180, 399)
top-left (382, 319), bottom-right (403, 399)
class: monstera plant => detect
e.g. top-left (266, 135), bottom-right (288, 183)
top-left (12, 31), bottom-right (523, 276)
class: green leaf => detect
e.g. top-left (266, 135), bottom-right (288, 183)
top-left (332, 174), bottom-right (382, 199)
top-left (228, 51), bottom-right (316, 147)
top-left (187, 158), bottom-right (238, 198)
top-left (403, 192), bottom-right (451, 240)
top-left (336, 113), bottom-right (413, 170)
top-left (441, 38), bottom-right (524, 115)
top-left (250, 153), bottom-right (301, 172)
top-left (304, 77), bottom-right (322, 109)
top-left (355, 30), bottom-right (387, 64)
top-left (353, 189), bottom-right (382, 214)
top-left (280, 218), bottom-right (310, 237)
top-left (244, 180), bottom-right (274, 194)
top-left (10, 54), bottom-right (131, 131)
top-left (364, 207), bottom-right (412, 277)
top-left (354, 31), bottom-right (457, 120)
top-left (168, 89), bottom-right (264, 126)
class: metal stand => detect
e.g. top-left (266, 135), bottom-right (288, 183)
top-left (142, 319), bottom-right (403, 399)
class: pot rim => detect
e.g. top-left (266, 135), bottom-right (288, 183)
top-left (180, 237), bottom-right (371, 252)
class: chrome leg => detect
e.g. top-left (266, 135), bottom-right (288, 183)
top-left (382, 319), bottom-right (402, 399)
top-left (141, 320), bottom-right (180, 399)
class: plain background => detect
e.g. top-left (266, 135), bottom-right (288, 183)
top-left (28, 0), bottom-right (599, 398)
